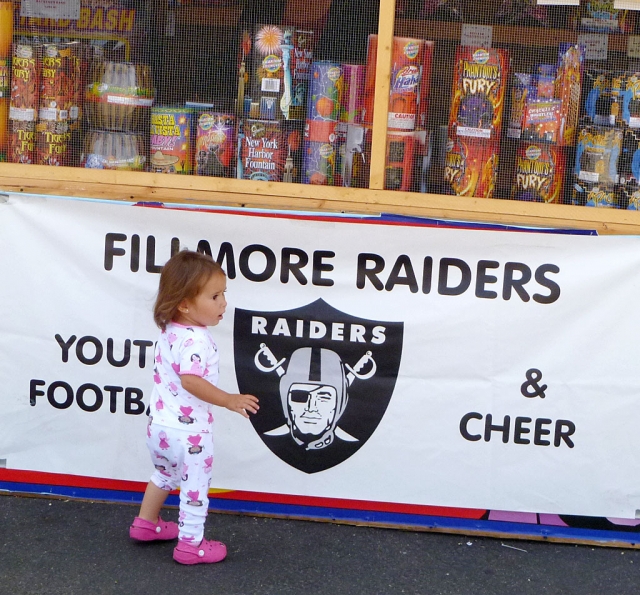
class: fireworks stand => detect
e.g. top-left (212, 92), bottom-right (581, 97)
top-left (4, 0), bottom-right (640, 548)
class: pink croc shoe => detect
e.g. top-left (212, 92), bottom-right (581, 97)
top-left (129, 516), bottom-right (179, 542)
top-left (173, 538), bottom-right (227, 565)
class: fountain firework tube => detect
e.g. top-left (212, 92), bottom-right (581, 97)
top-left (195, 112), bottom-right (236, 178)
top-left (8, 120), bottom-right (35, 163)
top-left (10, 43), bottom-right (40, 123)
top-left (340, 64), bottom-right (365, 124)
top-left (304, 140), bottom-right (338, 185)
top-left (81, 130), bottom-right (146, 170)
top-left (364, 36), bottom-right (431, 131)
top-left (150, 107), bottom-right (193, 174)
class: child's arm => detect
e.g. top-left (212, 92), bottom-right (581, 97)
top-left (180, 374), bottom-right (259, 419)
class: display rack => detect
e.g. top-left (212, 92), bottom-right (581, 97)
top-left (3, 0), bottom-right (640, 234)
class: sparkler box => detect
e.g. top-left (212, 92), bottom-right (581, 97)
top-left (448, 46), bottom-right (509, 142)
top-left (511, 142), bottom-right (565, 204)
top-left (443, 136), bottom-right (499, 198)
top-left (520, 99), bottom-right (563, 144)
top-left (238, 24), bottom-right (314, 121)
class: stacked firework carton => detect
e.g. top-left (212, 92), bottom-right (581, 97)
top-left (354, 35), bottom-right (434, 192)
top-left (8, 40), bottom-right (83, 166)
top-left (573, 70), bottom-right (640, 209)
top-left (236, 24), bottom-right (314, 183)
top-left (445, 46), bottom-right (509, 199)
top-left (506, 43), bottom-right (585, 204)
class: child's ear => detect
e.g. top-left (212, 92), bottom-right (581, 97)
top-left (177, 299), bottom-right (189, 314)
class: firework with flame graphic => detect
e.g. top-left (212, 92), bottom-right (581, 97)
top-left (555, 43), bottom-right (585, 146)
top-left (511, 142), bottom-right (566, 204)
top-left (444, 137), bottom-right (498, 198)
top-left (449, 47), bottom-right (509, 142)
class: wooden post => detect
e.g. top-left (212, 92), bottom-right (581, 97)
top-left (369, 0), bottom-right (396, 190)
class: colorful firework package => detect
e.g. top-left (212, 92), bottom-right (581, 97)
top-left (618, 129), bottom-right (640, 186)
top-left (555, 43), bottom-right (585, 146)
top-left (81, 130), bottom-right (146, 170)
top-left (444, 136), bottom-right (499, 198)
top-left (8, 120), bottom-right (35, 163)
top-left (574, 126), bottom-right (622, 186)
top-left (448, 47), bottom-right (509, 141)
top-left (0, 56), bottom-right (9, 98)
top-left (571, 182), bottom-right (619, 208)
top-left (494, 0), bottom-right (550, 27)
top-left (39, 42), bottom-right (81, 123)
top-left (363, 35), bottom-right (434, 132)
top-left (239, 24), bottom-right (314, 121)
top-left (574, 1), bottom-right (635, 33)
top-left (520, 99), bottom-right (562, 144)
top-left (149, 107), bottom-right (193, 174)
top-left (385, 130), bottom-right (431, 192)
top-left (621, 184), bottom-right (640, 210)
top-left (10, 43), bottom-right (40, 123)
top-left (36, 120), bottom-right (71, 166)
top-left (195, 112), bottom-right (236, 178)
top-left (511, 142), bottom-right (565, 204)
top-left (534, 65), bottom-right (556, 99)
top-left (582, 70), bottom-right (628, 127)
top-left (622, 72), bottom-right (640, 129)
top-left (85, 61), bottom-right (155, 132)
top-left (507, 73), bottom-right (536, 139)
top-left (238, 119), bottom-right (302, 183)
top-left (340, 64), bottom-right (365, 124)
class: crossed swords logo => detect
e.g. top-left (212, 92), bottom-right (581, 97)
top-left (254, 342), bottom-right (377, 443)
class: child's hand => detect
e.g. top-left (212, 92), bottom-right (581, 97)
top-left (226, 393), bottom-right (259, 418)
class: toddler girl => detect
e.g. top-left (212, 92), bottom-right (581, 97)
top-left (129, 250), bottom-right (259, 565)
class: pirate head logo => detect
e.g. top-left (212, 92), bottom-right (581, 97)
top-left (234, 299), bottom-right (403, 473)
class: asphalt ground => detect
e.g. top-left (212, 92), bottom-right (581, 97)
top-left (2, 493), bottom-right (640, 595)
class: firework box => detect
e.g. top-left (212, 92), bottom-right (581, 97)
top-left (575, 1), bottom-right (635, 34)
top-left (385, 131), bottom-right (417, 191)
top-left (10, 43), bottom-right (40, 122)
top-left (506, 73), bottom-right (536, 140)
top-left (511, 142), bottom-right (565, 204)
top-left (340, 64), bottom-right (365, 124)
top-left (448, 46), bottom-right (509, 142)
top-left (36, 120), bottom-right (71, 167)
top-left (444, 136), bottom-right (499, 198)
top-left (363, 36), bottom-right (435, 131)
top-left (622, 72), bottom-right (640, 129)
top-left (582, 70), bottom-right (626, 127)
top-left (39, 42), bottom-right (81, 123)
top-left (622, 184), bottom-right (640, 210)
top-left (534, 65), bottom-right (556, 99)
top-left (195, 112), bottom-right (236, 178)
top-left (574, 125), bottom-right (622, 186)
top-left (307, 61), bottom-right (343, 122)
top-left (149, 107), bottom-right (193, 174)
top-left (341, 124), bottom-right (371, 189)
top-left (8, 119), bottom-right (35, 163)
top-left (618, 129), bottom-right (640, 186)
top-left (0, 57), bottom-right (9, 98)
top-left (555, 43), bottom-right (585, 147)
top-left (239, 25), bottom-right (314, 121)
top-left (238, 119), bottom-right (303, 183)
top-left (520, 99), bottom-right (563, 144)
top-left (571, 181), bottom-right (619, 208)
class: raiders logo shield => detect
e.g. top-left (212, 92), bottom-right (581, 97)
top-left (234, 299), bottom-right (404, 473)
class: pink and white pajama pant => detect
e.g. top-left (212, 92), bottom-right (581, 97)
top-left (147, 423), bottom-right (214, 544)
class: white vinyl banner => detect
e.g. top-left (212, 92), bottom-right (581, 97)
top-left (2, 193), bottom-right (640, 518)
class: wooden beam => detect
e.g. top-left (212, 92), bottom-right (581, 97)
top-left (369, 0), bottom-right (396, 189)
top-left (4, 163), bottom-right (640, 234)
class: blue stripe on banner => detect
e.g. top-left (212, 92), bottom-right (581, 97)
top-left (2, 481), bottom-right (638, 546)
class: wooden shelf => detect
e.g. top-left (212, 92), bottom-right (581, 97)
top-left (3, 163), bottom-right (640, 235)
top-left (395, 19), bottom-right (630, 52)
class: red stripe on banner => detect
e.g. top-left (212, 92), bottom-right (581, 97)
top-left (0, 468), bottom-right (485, 519)
top-left (212, 490), bottom-right (486, 519)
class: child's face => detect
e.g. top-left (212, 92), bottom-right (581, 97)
top-left (176, 272), bottom-right (227, 327)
